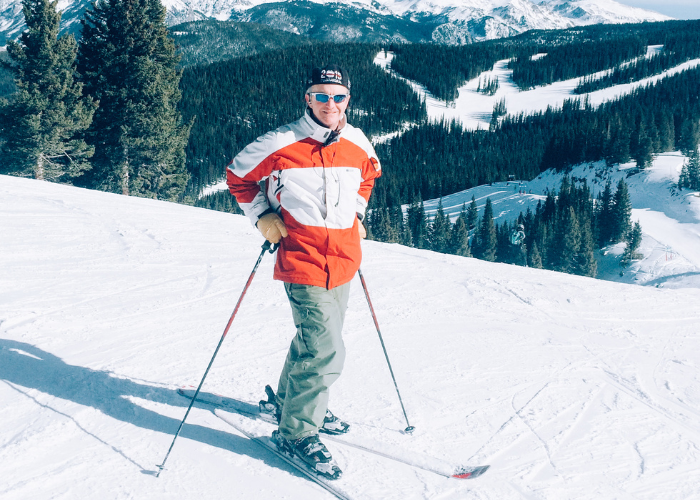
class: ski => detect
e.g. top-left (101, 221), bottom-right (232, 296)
top-left (322, 433), bottom-right (489, 479)
top-left (178, 387), bottom-right (275, 422)
top-left (179, 387), bottom-right (490, 480)
top-left (213, 409), bottom-right (352, 500)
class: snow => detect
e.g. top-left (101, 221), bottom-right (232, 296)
top-left (373, 49), bottom-right (700, 289)
top-left (2, 174), bottom-right (700, 499)
top-left (508, 57), bottom-right (700, 116)
top-left (370, 122), bottom-right (420, 145)
top-left (0, 0), bottom-right (674, 50)
top-left (200, 180), bottom-right (229, 199)
top-left (375, 49), bottom-right (700, 132)
top-left (525, 154), bottom-right (700, 287)
top-left (418, 151), bottom-right (700, 288)
top-left (420, 180), bottom-right (544, 224)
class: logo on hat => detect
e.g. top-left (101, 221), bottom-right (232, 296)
top-left (321, 69), bottom-right (342, 84)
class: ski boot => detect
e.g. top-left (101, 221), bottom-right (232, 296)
top-left (259, 385), bottom-right (350, 435)
top-left (320, 408), bottom-right (350, 435)
top-left (258, 385), bottom-right (282, 424)
top-left (271, 430), bottom-right (342, 480)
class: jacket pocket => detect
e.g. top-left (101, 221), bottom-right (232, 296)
top-left (325, 167), bottom-right (362, 229)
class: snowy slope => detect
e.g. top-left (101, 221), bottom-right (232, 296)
top-left (373, 48), bottom-right (700, 132)
top-left (2, 174), bottom-right (700, 499)
top-left (374, 47), bottom-right (700, 290)
top-left (417, 152), bottom-right (700, 289)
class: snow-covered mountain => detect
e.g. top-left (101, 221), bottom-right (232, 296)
top-left (0, 0), bottom-right (90, 44)
top-left (0, 0), bottom-right (672, 46)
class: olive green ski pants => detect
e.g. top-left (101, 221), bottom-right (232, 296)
top-left (276, 281), bottom-right (351, 440)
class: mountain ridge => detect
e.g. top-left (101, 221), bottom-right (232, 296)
top-left (0, 0), bottom-right (672, 46)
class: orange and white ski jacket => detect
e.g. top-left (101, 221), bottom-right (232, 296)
top-left (227, 110), bottom-right (381, 289)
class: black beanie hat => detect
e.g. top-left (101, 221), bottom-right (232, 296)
top-left (306, 64), bottom-right (351, 91)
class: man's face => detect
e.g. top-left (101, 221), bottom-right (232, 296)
top-left (305, 84), bottom-right (350, 130)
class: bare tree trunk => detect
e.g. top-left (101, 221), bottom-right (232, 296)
top-left (35, 155), bottom-right (45, 180)
top-left (121, 146), bottom-right (129, 196)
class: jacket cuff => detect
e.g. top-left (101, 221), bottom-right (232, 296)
top-left (356, 195), bottom-right (368, 221)
top-left (256, 208), bottom-right (275, 226)
top-left (235, 187), bottom-right (271, 226)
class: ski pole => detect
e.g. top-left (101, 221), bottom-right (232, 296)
top-left (357, 268), bottom-right (415, 434)
top-left (156, 240), bottom-right (277, 477)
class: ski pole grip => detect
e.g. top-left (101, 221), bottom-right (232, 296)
top-left (261, 240), bottom-right (280, 253)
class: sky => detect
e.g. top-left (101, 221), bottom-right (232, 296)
top-left (614, 0), bottom-right (700, 19)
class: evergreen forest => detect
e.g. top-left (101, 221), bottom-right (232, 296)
top-left (509, 36), bottom-right (646, 90)
top-left (364, 176), bottom-right (638, 278)
top-left (575, 26), bottom-right (700, 94)
top-left (387, 20), bottom-right (700, 100)
top-left (387, 42), bottom-right (520, 101)
top-left (170, 20), bottom-right (312, 67)
top-left (0, 0), bottom-right (191, 200)
top-left (371, 66), bottom-right (700, 209)
top-left (130, 17), bottom-right (700, 276)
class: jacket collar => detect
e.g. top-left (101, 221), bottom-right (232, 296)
top-left (303, 109), bottom-right (346, 145)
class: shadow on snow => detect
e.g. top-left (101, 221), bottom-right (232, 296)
top-left (0, 338), bottom-right (285, 476)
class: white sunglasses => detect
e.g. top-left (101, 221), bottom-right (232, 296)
top-left (307, 92), bottom-right (349, 104)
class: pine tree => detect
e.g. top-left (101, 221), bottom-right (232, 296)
top-left (77, 0), bottom-right (191, 200)
top-left (529, 241), bottom-right (543, 269)
top-left (0, 0), bottom-right (95, 181)
top-left (429, 199), bottom-right (451, 253)
top-left (466, 196), bottom-right (478, 231)
top-left (595, 180), bottom-right (614, 246)
top-left (495, 221), bottom-right (510, 263)
top-left (449, 211), bottom-right (471, 257)
top-left (678, 149), bottom-right (700, 190)
top-left (541, 191), bottom-right (557, 225)
top-left (611, 178), bottom-right (632, 243)
top-left (632, 121), bottom-right (654, 169)
top-left (370, 206), bottom-right (398, 243)
top-left (407, 194), bottom-right (428, 249)
top-left (657, 110), bottom-right (675, 152)
top-left (575, 220), bottom-right (597, 277)
top-left (368, 207), bottom-right (384, 241)
top-left (555, 206), bottom-right (581, 273)
top-left (475, 198), bottom-right (497, 262)
top-left (678, 118), bottom-right (700, 155)
top-left (391, 205), bottom-right (412, 246)
top-left (604, 118), bottom-right (631, 167)
top-left (621, 220), bottom-right (643, 265)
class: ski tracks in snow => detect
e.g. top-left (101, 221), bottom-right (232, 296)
top-left (596, 358), bottom-right (700, 441)
top-left (459, 272), bottom-right (700, 496)
top-left (466, 356), bottom-right (603, 476)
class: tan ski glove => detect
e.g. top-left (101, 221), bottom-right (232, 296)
top-left (257, 212), bottom-right (288, 244)
top-left (358, 219), bottom-right (367, 239)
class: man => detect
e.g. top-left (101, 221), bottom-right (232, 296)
top-left (226, 64), bottom-right (381, 479)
